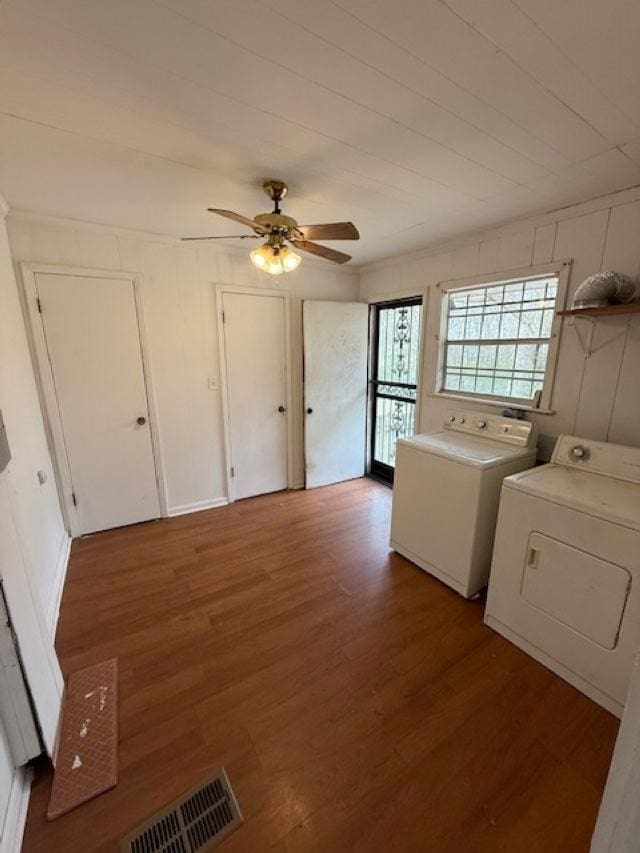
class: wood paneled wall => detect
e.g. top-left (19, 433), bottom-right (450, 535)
top-left (359, 188), bottom-right (640, 459)
top-left (0, 203), bottom-right (65, 850)
top-left (0, 211), bottom-right (67, 623)
top-left (7, 216), bottom-right (358, 514)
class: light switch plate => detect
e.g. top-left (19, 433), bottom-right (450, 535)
top-left (0, 410), bottom-right (11, 473)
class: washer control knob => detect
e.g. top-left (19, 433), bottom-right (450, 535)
top-left (476, 420), bottom-right (487, 429)
top-left (570, 444), bottom-right (589, 460)
top-left (501, 425), bottom-right (510, 433)
top-left (448, 414), bottom-right (456, 423)
top-left (456, 416), bottom-right (466, 424)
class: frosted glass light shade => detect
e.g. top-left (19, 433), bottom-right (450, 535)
top-left (250, 243), bottom-right (301, 275)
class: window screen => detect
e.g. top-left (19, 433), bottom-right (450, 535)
top-left (442, 275), bottom-right (558, 404)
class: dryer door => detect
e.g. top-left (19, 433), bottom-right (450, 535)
top-left (521, 533), bottom-right (631, 649)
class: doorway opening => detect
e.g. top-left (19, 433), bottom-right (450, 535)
top-left (369, 297), bottom-right (423, 485)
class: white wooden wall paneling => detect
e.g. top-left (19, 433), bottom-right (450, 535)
top-left (532, 224), bottom-right (557, 265)
top-left (478, 238), bottom-right (500, 275)
top-left (360, 192), bottom-right (640, 457)
top-left (603, 201), bottom-right (640, 446)
top-left (574, 203), bottom-right (640, 441)
top-left (609, 320), bottom-right (640, 447)
top-left (497, 228), bottom-right (535, 269)
top-left (8, 216), bottom-right (358, 514)
top-left (451, 243), bottom-right (479, 280)
top-left (0, 217), bottom-right (69, 619)
top-left (544, 211), bottom-right (609, 443)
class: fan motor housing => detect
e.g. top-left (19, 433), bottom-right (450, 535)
top-left (253, 212), bottom-right (298, 232)
top-left (263, 179), bottom-right (288, 202)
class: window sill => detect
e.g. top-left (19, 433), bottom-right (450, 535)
top-left (426, 390), bottom-right (555, 415)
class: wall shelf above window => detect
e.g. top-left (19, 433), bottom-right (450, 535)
top-left (557, 302), bottom-right (640, 318)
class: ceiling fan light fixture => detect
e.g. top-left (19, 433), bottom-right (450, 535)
top-left (281, 246), bottom-right (301, 272)
top-left (266, 257), bottom-right (284, 276)
top-left (186, 181), bottom-right (358, 267)
top-left (250, 242), bottom-right (301, 275)
top-left (249, 242), bottom-right (272, 270)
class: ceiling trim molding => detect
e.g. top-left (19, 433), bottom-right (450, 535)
top-left (359, 183), bottom-right (640, 274)
top-left (5, 209), bottom-right (358, 275)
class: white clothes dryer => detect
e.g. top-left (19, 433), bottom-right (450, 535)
top-left (485, 435), bottom-right (640, 717)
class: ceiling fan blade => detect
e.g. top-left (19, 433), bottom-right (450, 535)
top-left (207, 208), bottom-right (268, 234)
top-left (181, 235), bottom-right (262, 241)
top-left (295, 222), bottom-right (360, 241)
top-left (291, 240), bottom-right (352, 264)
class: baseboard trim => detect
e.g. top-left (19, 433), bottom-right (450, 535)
top-left (167, 497), bottom-right (229, 517)
top-left (46, 532), bottom-right (71, 637)
top-left (290, 481), bottom-right (305, 490)
top-left (0, 767), bottom-right (32, 853)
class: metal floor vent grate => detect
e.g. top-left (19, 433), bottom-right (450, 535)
top-left (120, 768), bottom-right (243, 852)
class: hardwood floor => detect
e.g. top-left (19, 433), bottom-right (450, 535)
top-left (23, 478), bottom-right (618, 852)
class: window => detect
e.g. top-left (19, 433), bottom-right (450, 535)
top-left (436, 265), bottom-right (567, 409)
top-left (370, 297), bottom-right (423, 483)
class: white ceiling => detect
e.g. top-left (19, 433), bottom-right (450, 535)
top-left (1, 0), bottom-right (640, 265)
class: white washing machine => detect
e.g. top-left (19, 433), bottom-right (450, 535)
top-left (485, 435), bottom-right (640, 717)
top-left (390, 410), bottom-right (537, 598)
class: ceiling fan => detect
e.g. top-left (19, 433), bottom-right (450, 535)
top-left (182, 180), bottom-right (360, 275)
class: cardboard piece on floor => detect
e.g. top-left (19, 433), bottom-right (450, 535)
top-left (47, 658), bottom-right (118, 820)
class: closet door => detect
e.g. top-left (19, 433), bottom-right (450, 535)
top-left (221, 290), bottom-right (289, 500)
top-left (35, 272), bottom-right (160, 534)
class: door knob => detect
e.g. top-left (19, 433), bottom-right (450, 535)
top-left (136, 416), bottom-right (147, 426)
top-left (306, 408), bottom-right (313, 414)
top-left (278, 405), bottom-right (286, 413)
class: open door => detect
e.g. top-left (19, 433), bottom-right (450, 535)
top-left (370, 298), bottom-right (423, 484)
top-left (303, 301), bottom-right (368, 489)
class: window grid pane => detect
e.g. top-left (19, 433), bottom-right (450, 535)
top-left (443, 276), bottom-right (558, 402)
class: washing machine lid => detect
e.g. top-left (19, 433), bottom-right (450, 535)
top-left (397, 432), bottom-right (537, 470)
top-left (504, 464), bottom-right (640, 531)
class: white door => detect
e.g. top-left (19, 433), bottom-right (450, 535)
top-left (221, 291), bottom-right (288, 500)
top-left (303, 301), bottom-right (369, 488)
top-left (35, 273), bottom-right (160, 535)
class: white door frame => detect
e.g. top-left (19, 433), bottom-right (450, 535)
top-left (215, 284), bottom-right (293, 503)
top-left (20, 262), bottom-right (167, 537)
top-left (415, 291), bottom-right (428, 431)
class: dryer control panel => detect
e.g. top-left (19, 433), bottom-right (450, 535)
top-left (443, 410), bottom-right (536, 448)
top-left (552, 435), bottom-right (640, 485)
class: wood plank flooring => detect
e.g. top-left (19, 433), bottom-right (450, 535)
top-left (22, 479), bottom-right (618, 852)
